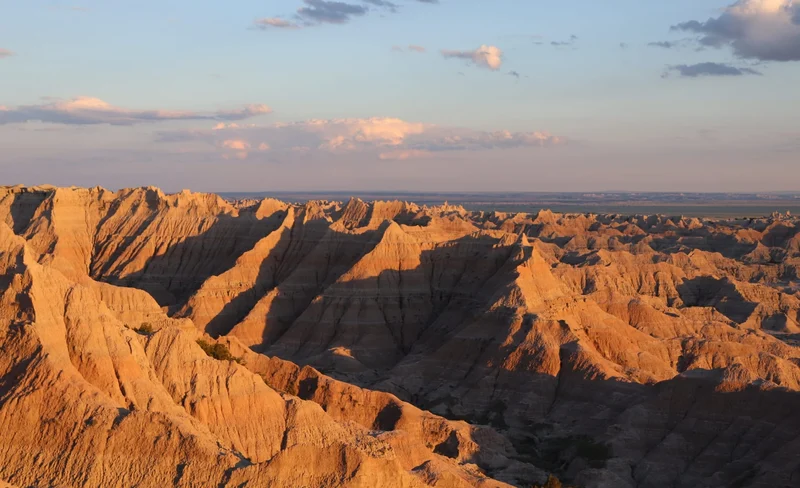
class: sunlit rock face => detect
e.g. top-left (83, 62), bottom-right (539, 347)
top-left (1, 185), bottom-right (800, 488)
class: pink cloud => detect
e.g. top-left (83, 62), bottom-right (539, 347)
top-left (379, 150), bottom-right (433, 160)
top-left (221, 139), bottom-right (251, 160)
top-left (0, 97), bottom-right (271, 126)
top-left (156, 117), bottom-right (565, 160)
top-left (254, 17), bottom-right (301, 29)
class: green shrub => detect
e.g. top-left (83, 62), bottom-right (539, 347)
top-left (135, 322), bottom-right (154, 335)
top-left (196, 339), bottom-right (245, 364)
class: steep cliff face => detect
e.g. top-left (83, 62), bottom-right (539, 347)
top-left (2, 185), bottom-right (800, 487)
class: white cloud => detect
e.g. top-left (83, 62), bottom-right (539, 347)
top-left (441, 45), bottom-right (503, 70)
top-left (0, 49), bottom-right (13, 59)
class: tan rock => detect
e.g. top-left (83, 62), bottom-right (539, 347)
top-left (3, 187), bottom-right (800, 487)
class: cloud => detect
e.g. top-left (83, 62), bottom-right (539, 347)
top-left (253, 0), bottom-right (369, 29)
top-left (551, 35), bottom-right (578, 47)
top-left (256, 0), bottom-right (437, 30)
top-left (664, 62), bottom-right (763, 77)
top-left (649, 41), bottom-right (679, 49)
top-left (0, 97), bottom-right (272, 126)
top-left (0, 49), bottom-right (13, 59)
top-left (672, 0), bottom-right (800, 61)
top-left (298, 0), bottom-right (367, 24)
top-left (213, 122), bottom-right (241, 130)
top-left (254, 17), bottom-right (301, 29)
top-left (648, 38), bottom-right (703, 50)
top-left (408, 129), bottom-right (563, 152)
top-left (441, 45), bottom-right (503, 70)
top-left (391, 44), bottom-right (426, 53)
top-left (507, 70), bottom-right (521, 78)
top-left (378, 149), bottom-right (432, 160)
top-left (362, 0), bottom-right (398, 12)
top-left (215, 104), bottom-right (273, 121)
top-left (222, 139), bottom-right (250, 150)
top-left (291, 117), bottom-right (427, 148)
top-left (219, 139), bottom-right (271, 160)
top-left (221, 139), bottom-right (251, 160)
top-left (156, 117), bottom-right (564, 160)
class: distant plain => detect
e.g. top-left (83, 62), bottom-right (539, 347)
top-left (221, 192), bottom-right (800, 218)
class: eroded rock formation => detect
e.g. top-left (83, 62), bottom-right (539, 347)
top-left (1, 185), bottom-right (799, 487)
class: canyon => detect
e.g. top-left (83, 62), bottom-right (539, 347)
top-left (1, 185), bottom-right (799, 487)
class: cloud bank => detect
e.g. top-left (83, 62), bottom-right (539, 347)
top-left (156, 117), bottom-right (563, 160)
top-left (0, 97), bottom-right (272, 126)
top-left (673, 0), bottom-right (800, 61)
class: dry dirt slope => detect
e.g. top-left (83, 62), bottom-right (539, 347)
top-left (1, 185), bottom-right (800, 487)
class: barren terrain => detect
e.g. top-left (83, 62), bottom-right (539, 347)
top-left (1, 185), bottom-right (799, 487)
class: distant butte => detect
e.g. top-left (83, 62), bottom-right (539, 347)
top-left (1, 185), bottom-right (799, 487)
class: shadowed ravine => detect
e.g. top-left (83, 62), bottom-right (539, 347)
top-left (1, 185), bottom-right (799, 488)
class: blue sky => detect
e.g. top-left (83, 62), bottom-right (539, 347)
top-left (1, 0), bottom-right (799, 192)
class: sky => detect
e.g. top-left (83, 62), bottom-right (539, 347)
top-left (0, 0), bottom-right (799, 192)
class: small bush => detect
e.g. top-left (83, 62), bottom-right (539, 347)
top-left (135, 322), bottom-right (154, 335)
top-left (196, 339), bottom-right (244, 364)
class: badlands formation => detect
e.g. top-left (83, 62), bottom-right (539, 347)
top-left (1, 185), bottom-right (800, 488)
